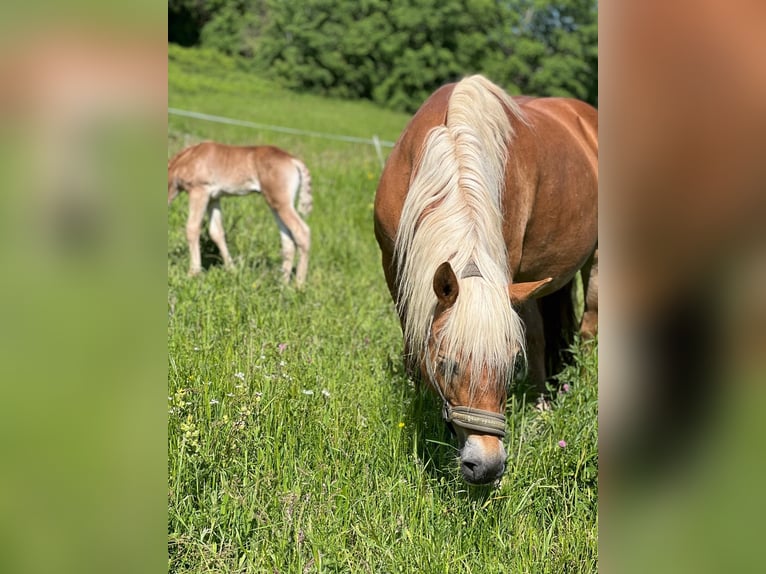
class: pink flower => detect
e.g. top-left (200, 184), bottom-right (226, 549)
top-left (562, 383), bottom-right (570, 393)
top-left (558, 440), bottom-right (567, 448)
top-left (278, 343), bottom-right (287, 353)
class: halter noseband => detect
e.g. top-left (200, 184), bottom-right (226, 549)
top-left (442, 402), bottom-right (507, 438)
top-left (427, 259), bottom-right (507, 439)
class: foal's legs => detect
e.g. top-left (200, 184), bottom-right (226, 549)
top-left (271, 211), bottom-right (296, 283)
top-left (207, 198), bottom-right (234, 269)
top-left (580, 248), bottom-right (598, 339)
top-left (272, 206), bottom-right (310, 286)
top-left (185, 187), bottom-right (209, 276)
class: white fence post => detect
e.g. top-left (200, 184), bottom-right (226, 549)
top-left (372, 135), bottom-right (385, 169)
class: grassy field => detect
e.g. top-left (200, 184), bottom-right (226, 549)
top-left (168, 45), bottom-right (598, 573)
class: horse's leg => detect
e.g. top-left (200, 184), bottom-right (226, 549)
top-left (185, 186), bottom-right (208, 276)
top-left (272, 206), bottom-right (310, 286)
top-left (516, 299), bottom-right (547, 397)
top-left (580, 248), bottom-right (598, 339)
top-left (540, 279), bottom-right (578, 378)
top-left (207, 198), bottom-right (234, 270)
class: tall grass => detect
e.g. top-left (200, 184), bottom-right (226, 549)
top-left (168, 45), bottom-right (597, 573)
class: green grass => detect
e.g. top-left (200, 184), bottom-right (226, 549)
top-left (168, 45), bottom-right (597, 573)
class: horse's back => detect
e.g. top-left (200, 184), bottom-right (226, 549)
top-left (169, 142), bottom-right (297, 194)
top-left (517, 97), bottom-right (597, 164)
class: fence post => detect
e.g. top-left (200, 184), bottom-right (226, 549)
top-left (372, 135), bottom-right (384, 169)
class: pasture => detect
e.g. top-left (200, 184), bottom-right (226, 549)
top-left (168, 45), bottom-right (598, 573)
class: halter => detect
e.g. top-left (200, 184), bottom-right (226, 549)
top-left (425, 356), bottom-right (507, 438)
top-left (424, 260), bottom-right (508, 439)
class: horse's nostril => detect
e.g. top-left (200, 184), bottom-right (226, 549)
top-left (461, 459), bottom-right (480, 480)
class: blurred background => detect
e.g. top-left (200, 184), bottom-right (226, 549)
top-left (0, 0), bottom-right (764, 572)
top-left (601, 1), bottom-right (766, 572)
top-left (0, 4), bottom-right (167, 574)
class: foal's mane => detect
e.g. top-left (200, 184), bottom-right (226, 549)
top-left (394, 75), bottom-right (527, 393)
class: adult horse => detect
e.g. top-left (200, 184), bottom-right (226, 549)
top-left (374, 75), bottom-right (597, 484)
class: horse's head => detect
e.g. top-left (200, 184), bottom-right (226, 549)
top-left (422, 261), bottom-right (550, 484)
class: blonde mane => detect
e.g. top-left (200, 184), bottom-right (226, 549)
top-left (394, 75), bottom-right (527, 393)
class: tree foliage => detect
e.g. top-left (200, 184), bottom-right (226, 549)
top-left (168, 0), bottom-right (597, 112)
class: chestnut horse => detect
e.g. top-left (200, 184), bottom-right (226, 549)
top-left (374, 76), bottom-right (597, 484)
top-left (168, 142), bottom-right (313, 285)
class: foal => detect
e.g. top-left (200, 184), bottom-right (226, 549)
top-left (168, 142), bottom-right (313, 285)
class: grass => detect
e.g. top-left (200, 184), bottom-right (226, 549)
top-left (168, 45), bottom-right (598, 573)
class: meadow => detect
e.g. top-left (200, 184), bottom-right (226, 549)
top-left (168, 45), bottom-right (598, 573)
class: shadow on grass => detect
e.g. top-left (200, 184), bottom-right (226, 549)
top-left (194, 214), bottom-right (284, 279)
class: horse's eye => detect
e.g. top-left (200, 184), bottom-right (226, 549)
top-left (439, 359), bottom-right (458, 379)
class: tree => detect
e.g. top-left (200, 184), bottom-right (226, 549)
top-left (168, 0), bottom-right (598, 111)
top-left (485, 0), bottom-right (598, 104)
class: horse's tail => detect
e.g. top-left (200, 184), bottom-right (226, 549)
top-left (292, 158), bottom-right (313, 217)
top-left (538, 278), bottom-right (578, 380)
top-left (167, 174), bottom-right (181, 205)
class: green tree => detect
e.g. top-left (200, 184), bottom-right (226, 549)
top-left (168, 0), bottom-right (598, 111)
top-left (485, 0), bottom-right (597, 103)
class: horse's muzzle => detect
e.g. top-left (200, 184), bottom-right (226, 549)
top-left (459, 435), bottom-right (507, 485)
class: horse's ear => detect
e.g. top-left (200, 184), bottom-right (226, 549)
top-left (508, 277), bottom-right (553, 306)
top-left (433, 262), bottom-right (459, 308)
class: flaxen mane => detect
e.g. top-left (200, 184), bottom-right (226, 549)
top-left (393, 75), bottom-right (527, 393)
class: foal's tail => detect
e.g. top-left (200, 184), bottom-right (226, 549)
top-left (167, 144), bottom-right (197, 205)
top-left (292, 158), bottom-right (313, 217)
top-left (167, 174), bottom-right (181, 206)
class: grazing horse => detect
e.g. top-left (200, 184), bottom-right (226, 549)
top-left (168, 142), bottom-right (313, 285)
top-left (374, 75), bottom-right (597, 484)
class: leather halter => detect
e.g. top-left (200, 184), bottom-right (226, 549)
top-left (427, 259), bottom-right (507, 439)
top-left (442, 402), bottom-right (507, 438)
